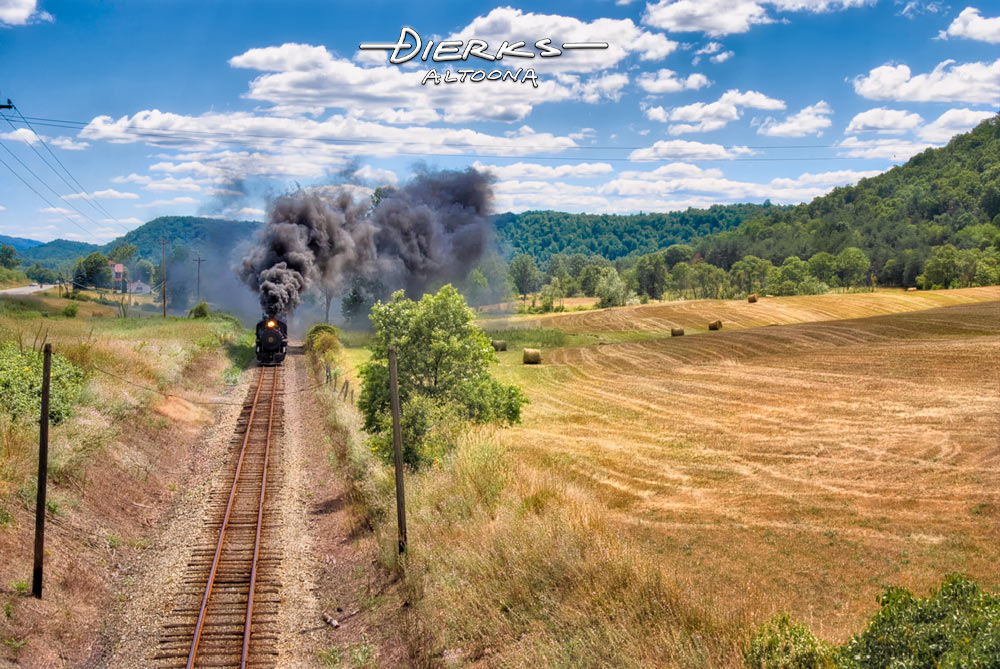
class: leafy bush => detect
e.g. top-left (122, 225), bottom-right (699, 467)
top-left (305, 323), bottom-right (341, 361)
top-left (0, 343), bottom-right (86, 423)
top-left (746, 613), bottom-right (834, 669)
top-left (188, 301), bottom-right (209, 318)
top-left (359, 285), bottom-right (526, 468)
top-left (837, 574), bottom-right (1000, 668)
top-left (61, 303), bottom-right (78, 318)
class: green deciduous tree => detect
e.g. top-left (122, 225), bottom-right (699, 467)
top-left (835, 247), bottom-right (870, 288)
top-left (358, 285), bottom-right (526, 467)
top-left (73, 252), bottom-right (112, 289)
top-left (0, 244), bottom-right (18, 270)
top-left (508, 253), bottom-right (541, 303)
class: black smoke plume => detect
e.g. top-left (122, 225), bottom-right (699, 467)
top-left (238, 168), bottom-right (493, 316)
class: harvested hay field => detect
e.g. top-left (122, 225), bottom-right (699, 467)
top-left (527, 286), bottom-right (999, 337)
top-left (493, 295), bottom-right (1000, 640)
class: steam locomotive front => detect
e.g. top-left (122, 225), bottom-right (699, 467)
top-left (255, 315), bottom-right (288, 365)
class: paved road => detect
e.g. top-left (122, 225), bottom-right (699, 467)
top-left (0, 283), bottom-right (55, 296)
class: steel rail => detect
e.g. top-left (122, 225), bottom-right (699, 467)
top-left (185, 367), bottom-right (269, 668)
top-left (241, 367), bottom-right (277, 667)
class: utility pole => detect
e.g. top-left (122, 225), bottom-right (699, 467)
top-left (161, 237), bottom-right (167, 318)
top-left (193, 255), bottom-right (205, 304)
top-left (32, 343), bottom-right (51, 598)
top-left (0, 98), bottom-right (12, 111)
top-left (388, 345), bottom-right (407, 553)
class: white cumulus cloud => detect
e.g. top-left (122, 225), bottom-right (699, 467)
top-left (0, 0), bottom-right (52, 26)
top-left (938, 7), bottom-right (1000, 44)
top-left (653, 89), bottom-right (785, 134)
top-left (628, 139), bottom-right (755, 161)
top-left (472, 161), bottom-right (615, 180)
top-left (635, 68), bottom-right (712, 94)
top-left (757, 100), bottom-right (833, 137)
top-left (853, 58), bottom-right (1000, 104)
top-left (845, 107), bottom-right (924, 134)
top-left (917, 108), bottom-right (996, 142)
top-left (642, 0), bottom-right (870, 36)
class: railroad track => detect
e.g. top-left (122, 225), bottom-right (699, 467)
top-left (156, 365), bottom-right (284, 668)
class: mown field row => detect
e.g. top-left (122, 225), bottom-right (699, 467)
top-left (489, 289), bottom-right (1000, 639)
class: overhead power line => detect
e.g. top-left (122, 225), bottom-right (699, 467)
top-left (3, 106), bottom-right (133, 233)
top-left (0, 153), bottom-right (98, 237)
top-left (7, 114), bottom-right (855, 162)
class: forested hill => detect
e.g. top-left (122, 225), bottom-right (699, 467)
top-left (19, 216), bottom-right (264, 269)
top-left (493, 203), bottom-right (779, 261)
top-left (108, 216), bottom-right (263, 262)
top-left (696, 115), bottom-right (1000, 283)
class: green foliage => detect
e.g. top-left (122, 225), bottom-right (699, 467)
top-left (106, 242), bottom-right (137, 265)
top-left (0, 343), bottom-right (85, 423)
top-left (747, 575), bottom-right (1000, 669)
top-left (695, 115), bottom-right (1000, 286)
top-left (359, 285), bottom-right (526, 468)
top-left (509, 253), bottom-right (541, 300)
top-left (494, 203), bottom-right (775, 262)
top-left (746, 613), bottom-right (834, 669)
top-left (73, 251), bottom-right (112, 289)
top-left (595, 267), bottom-right (630, 307)
top-left (188, 301), bottom-right (210, 318)
top-left (0, 244), bottom-right (19, 270)
top-left (838, 574), bottom-right (1000, 669)
top-left (305, 323), bottom-right (341, 364)
top-left (61, 303), bottom-right (79, 318)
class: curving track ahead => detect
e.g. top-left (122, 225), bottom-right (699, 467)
top-left (156, 366), bottom-right (284, 668)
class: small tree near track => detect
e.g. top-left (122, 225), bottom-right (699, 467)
top-left (358, 285), bottom-right (526, 467)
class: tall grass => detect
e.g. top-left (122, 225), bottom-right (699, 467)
top-left (306, 346), bottom-right (744, 667)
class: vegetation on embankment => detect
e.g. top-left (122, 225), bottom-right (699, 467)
top-left (0, 293), bottom-right (251, 665)
top-left (309, 286), bottom-right (999, 668)
top-left (306, 338), bottom-right (746, 666)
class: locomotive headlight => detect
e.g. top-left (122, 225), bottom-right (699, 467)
top-left (266, 320), bottom-right (276, 328)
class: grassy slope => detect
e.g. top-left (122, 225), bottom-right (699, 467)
top-left (0, 295), bottom-right (251, 665)
top-left (331, 287), bottom-right (999, 666)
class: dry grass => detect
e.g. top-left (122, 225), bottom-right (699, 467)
top-left (316, 287), bottom-right (1000, 666)
top-left (491, 290), bottom-right (1000, 642)
top-left (482, 286), bottom-right (997, 338)
top-left (0, 294), bottom-right (243, 665)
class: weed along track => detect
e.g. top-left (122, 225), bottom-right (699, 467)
top-left (156, 365), bottom-right (285, 668)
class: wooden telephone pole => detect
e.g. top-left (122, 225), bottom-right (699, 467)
top-left (193, 255), bottom-right (205, 304)
top-left (32, 344), bottom-right (52, 598)
top-left (388, 346), bottom-right (407, 553)
top-left (161, 238), bottom-right (167, 318)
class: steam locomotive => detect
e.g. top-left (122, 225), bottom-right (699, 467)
top-left (255, 315), bottom-right (288, 365)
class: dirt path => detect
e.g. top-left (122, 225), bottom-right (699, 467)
top-left (276, 346), bottom-right (408, 667)
top-left (102, 347), bottom-right (407, 667)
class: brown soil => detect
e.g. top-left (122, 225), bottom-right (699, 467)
top-left (276, 346), bottom-right (409, 667)
top-left (0, 351), bottom-right (234, 668)
top-left (97, 346), bottom-right (407, 668)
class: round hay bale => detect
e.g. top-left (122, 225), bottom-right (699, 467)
top-left (906, 286), bottom-right (918, 292)
top-left (670, 328), bottom-right (684, 337)
top-left (491, 339), bottom-right (507, 351)
top-left (708, 320), bottom-right (722, 331)
top-left (748, 293), bottom-right (758, 303)
top-left (523, 348), bottom-right (542, 364)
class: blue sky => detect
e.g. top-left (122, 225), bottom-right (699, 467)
top-left (1, 0), bottom-right (997, 243)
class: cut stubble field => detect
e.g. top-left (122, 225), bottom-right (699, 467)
top-left (488, 287), bottom-right (1000, 640)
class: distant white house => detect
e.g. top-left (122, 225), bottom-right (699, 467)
top-left (129, 280), bottom-right (151, 294)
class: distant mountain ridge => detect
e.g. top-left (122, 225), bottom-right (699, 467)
top-left (0, 234), bottom-right (44, 250)
top-left (19, 216), bottom-right (264, 268)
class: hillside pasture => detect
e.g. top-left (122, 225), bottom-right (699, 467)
top-left (482, 287), bottom-right (997, 339)
top-left (490, 289), bottom-right (1000, 639)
